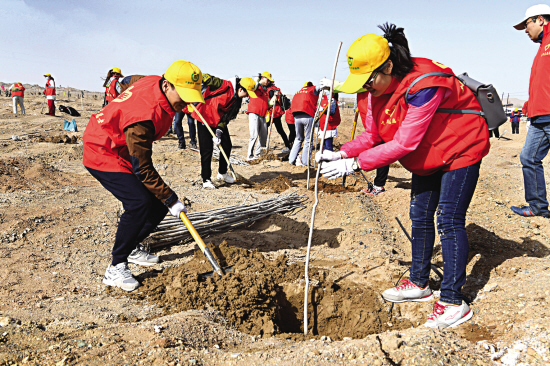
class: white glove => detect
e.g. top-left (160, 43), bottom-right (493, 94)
top-left (169, 200), bottom-right (187, 217)
top-left (315, 150), bottom-right (345, 163)
top-left (320, 77), bottom-right (332, 90)
top-left (212, 137), bottom-right (221, 145)
top-left (319, 158), bottom-right (356, 179)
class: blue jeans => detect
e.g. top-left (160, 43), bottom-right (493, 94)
top-left (408, 162), bottom-right (480, 305)
top-left (520, 122), bottom-right (550, 216)
top-left (174, 112), bottom-right (197, 145)
top-left (323, 137), bottom-right (333, 152)
top-left (289, 116), bottom-right (313, 165)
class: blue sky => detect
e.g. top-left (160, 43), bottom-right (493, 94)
top-left (0, 0), bottom-right (541, 100)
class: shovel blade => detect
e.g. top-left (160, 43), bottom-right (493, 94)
top-left (199, 266), bottom-right (234, 279)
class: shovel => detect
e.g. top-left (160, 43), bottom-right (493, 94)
top-left (188, 105), bottom-right (254, 186)
top-left (179, 212), bottom-right (233, 278)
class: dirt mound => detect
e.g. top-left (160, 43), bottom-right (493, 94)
top-left (308, 179), bottom-right (361, 194)
top-left (253, 175), bottom-right (295, 193)
top-left (247, 150), bottom-right (280, 165)
top-left (0, 157), bottom-right (80, 192)
top-left (36, 134), bottom-right (78, 144)
top-left (132, 242), bottom-right (408, 339)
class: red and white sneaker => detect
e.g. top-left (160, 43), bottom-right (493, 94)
top-left (362, 185), bottom-right (385, 196)
top-left (424, 300), bottom-right (473, 329)
top-left (381, 279), bottom-right (434, 303)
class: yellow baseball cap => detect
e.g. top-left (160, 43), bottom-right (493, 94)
top-left (44, 73), bottom-right (51, 77)
top-left (164, 60), bottom-right (205, 103)
top-left (515, 108), bottom-right (519, 111)
top-left (112, 67), bottom-right (122, 74)
top-left (261, 71), bottom-right (274, 82)
top-left (340, 34), bottom-right (391, 94)
top-left (239, 77), bottom-right (257, 98)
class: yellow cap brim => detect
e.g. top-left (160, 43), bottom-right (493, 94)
top-left (340, 72), bottom-right (372, 94)
top-left (247, 89), bottom-right (258, 98)
top-left (174, 85), bottom-right (205, 104)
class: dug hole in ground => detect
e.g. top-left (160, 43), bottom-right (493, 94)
top-left (0, 94), bottom-right (548, 365)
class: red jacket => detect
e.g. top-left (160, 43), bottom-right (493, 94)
top-left (82, 76), bottom-right (175, 173)
top-left (266, 84), bottom-right (284, 118)
top-left (247, 86), bottom-right (269, 116)
top-left (523, 100), bottom-right (529, 117)
top-left (45, 78), bottom-right (56, 96)
top-left (105, 75), bottom-right (121, 104)
top-left (11, 83), bottom-right (25, 98)
top-left (344, 58), bottom-right (489, 176)
top-left (191, 79), bottom-right (235, 128)
top-left (529, 22), bottom-right (550, 118)
top-left (319, 96), bottom-right (341, 131)
top-left (291, 86), bottom-right (317, 117)
top-left (285, 108), bottom-right (294, 125)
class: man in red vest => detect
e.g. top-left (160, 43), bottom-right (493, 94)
top-left (43, 74), bottom-right (56, 116)
top-left (511, 5), bottom-right (550, 218)
top-left (82, 60), bottom-right (205, 291)
top-left (11, 82), bottom-right (25, 115)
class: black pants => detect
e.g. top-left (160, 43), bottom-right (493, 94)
top-left (489, 127), bottom-right (500, 138)
top-left (512, 122), bottom-right (519, 134)
top-left (197, 123), bottom-right (232, 182)
top-left (287, 124), bottom-right (296, 147)
top-left (86, 167), bottom-right (168, 266)
top-left (174, 112), bottom-right (197, 145)
top-left (374, 165), bottom-right (390, 187)
top-left (267, 116), bottom-right (291, 148)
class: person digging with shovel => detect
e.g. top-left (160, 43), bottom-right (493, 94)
top-left (316, 24), bottom-right (490, 329)
top-left (82, 60), bottom-right (205, 292)
top-left (191, 74), bottom-right (253, 189)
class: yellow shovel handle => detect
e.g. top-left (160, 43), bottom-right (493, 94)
top-left (179, 212), bottom-right (207, 252)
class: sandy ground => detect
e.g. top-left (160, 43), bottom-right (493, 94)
top-left (0, 94), bottom-right (549, 365)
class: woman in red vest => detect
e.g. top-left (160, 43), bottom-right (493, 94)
top-left (191, 74), bottom-right (254, 189)
top-left (103, 67), bottom-right (123, 106)
top-left (289, 82), bottom-right (322, 166)
top-left (11, 82), bottom-right (25, 115)
top-left (285, 107), bottom-right (295, 145)
top-left (83, 60), bottom-right (205, 292)
top-left (264, 72), bottom-right (291, 153)
top-left (43, 74), bottom-right (56, 116)
top-left (317, 93), bottom-right (340, 151)
top-left (318, 24), bottom-right (489, 328)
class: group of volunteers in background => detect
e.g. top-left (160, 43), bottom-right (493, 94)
top-left (67, 3), bottom-right (550, 332)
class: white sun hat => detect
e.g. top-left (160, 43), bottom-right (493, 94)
top-left (514, 4), bottom-right (550, 30)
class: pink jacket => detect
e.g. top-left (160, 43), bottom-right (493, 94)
top-left (341, 89), bottom-right (446, 172)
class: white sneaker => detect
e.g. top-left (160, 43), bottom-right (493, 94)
top-left (424, 300), bottom-right (473, 329)
top-left (247, 156), bottom-right (257, 161)
top-left (381, 279), bottom-right (434, 303)
top-left (216, 172), bottom-right (235, 184)
top-left (102, 262), bottom-right (139, 292)
top-left (281, 147), bottom-right (290, 154)
top-left (202, 180), bottom-right (216, 189)
top-left (295, 159), bottom-right (305, 167)
top-left (128, 245), bottom-right (159, 266)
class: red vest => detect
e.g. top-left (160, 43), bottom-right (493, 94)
top-left (371, 58), bottom-right (489, 175)
top-left (291, 86), bottom-right (317, 117)
top-left (11, 83), bottom-right (24, 98)
top-left (247, 86), bottom-right (269, 116)
top-left (82, 76), bottom-right (175, 173)
top-left (319, 96), bottom-right (341, 131)
top-left (191, 79), bottom-right (235, 127)
top-left (105, 75), bottom-right (121, 104)
top-left (357, 91), bottom-right (369, 129)
top-left (45, 79), bottom-right (56, 96)
top-left (523, 100), bottom-right (529, 116)
top-left (285, 108), bottom-right (295, 125)
top-left (266, 84), bottom-right (284, 118)
top-left (529, 22), bottom-right (550, 118)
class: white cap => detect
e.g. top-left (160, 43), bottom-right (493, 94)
top-left (514, 4), bottom-right (550, 30)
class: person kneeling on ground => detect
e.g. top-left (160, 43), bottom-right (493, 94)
top-left (82, 60), bottom-right (205, 292)
top-left (317, 24), bottom-right (489, 329)
top-left (191, 74), bottom-right (253, 189)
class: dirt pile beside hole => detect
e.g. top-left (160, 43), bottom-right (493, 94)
top-left (247, 150), bottom-right (280, 165)
top-left (253, 175), bottom-right (295, 193)
top-left (308, 179), bottom-right (361, 194)
top-left (133, 242), bottom-right (410, 339)
top-left (0, 157), bottom-right (81, 192)
top-left (36, 134), bottom-right (78, 144)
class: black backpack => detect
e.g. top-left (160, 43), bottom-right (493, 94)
top-left (405, 72), bottom-right (507, 131)
top-left (280, 94), bottom-right (292, 111)
top-left (58, 105), bottom-right (81, 117)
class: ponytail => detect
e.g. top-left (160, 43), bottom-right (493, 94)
top-left (102, 69), bottom-right (113, 88)
top-left (377, 23), bottom-right (415, 78)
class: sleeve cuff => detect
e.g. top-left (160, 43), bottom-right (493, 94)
top-left (163, 191), bottom-right (178, 207)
